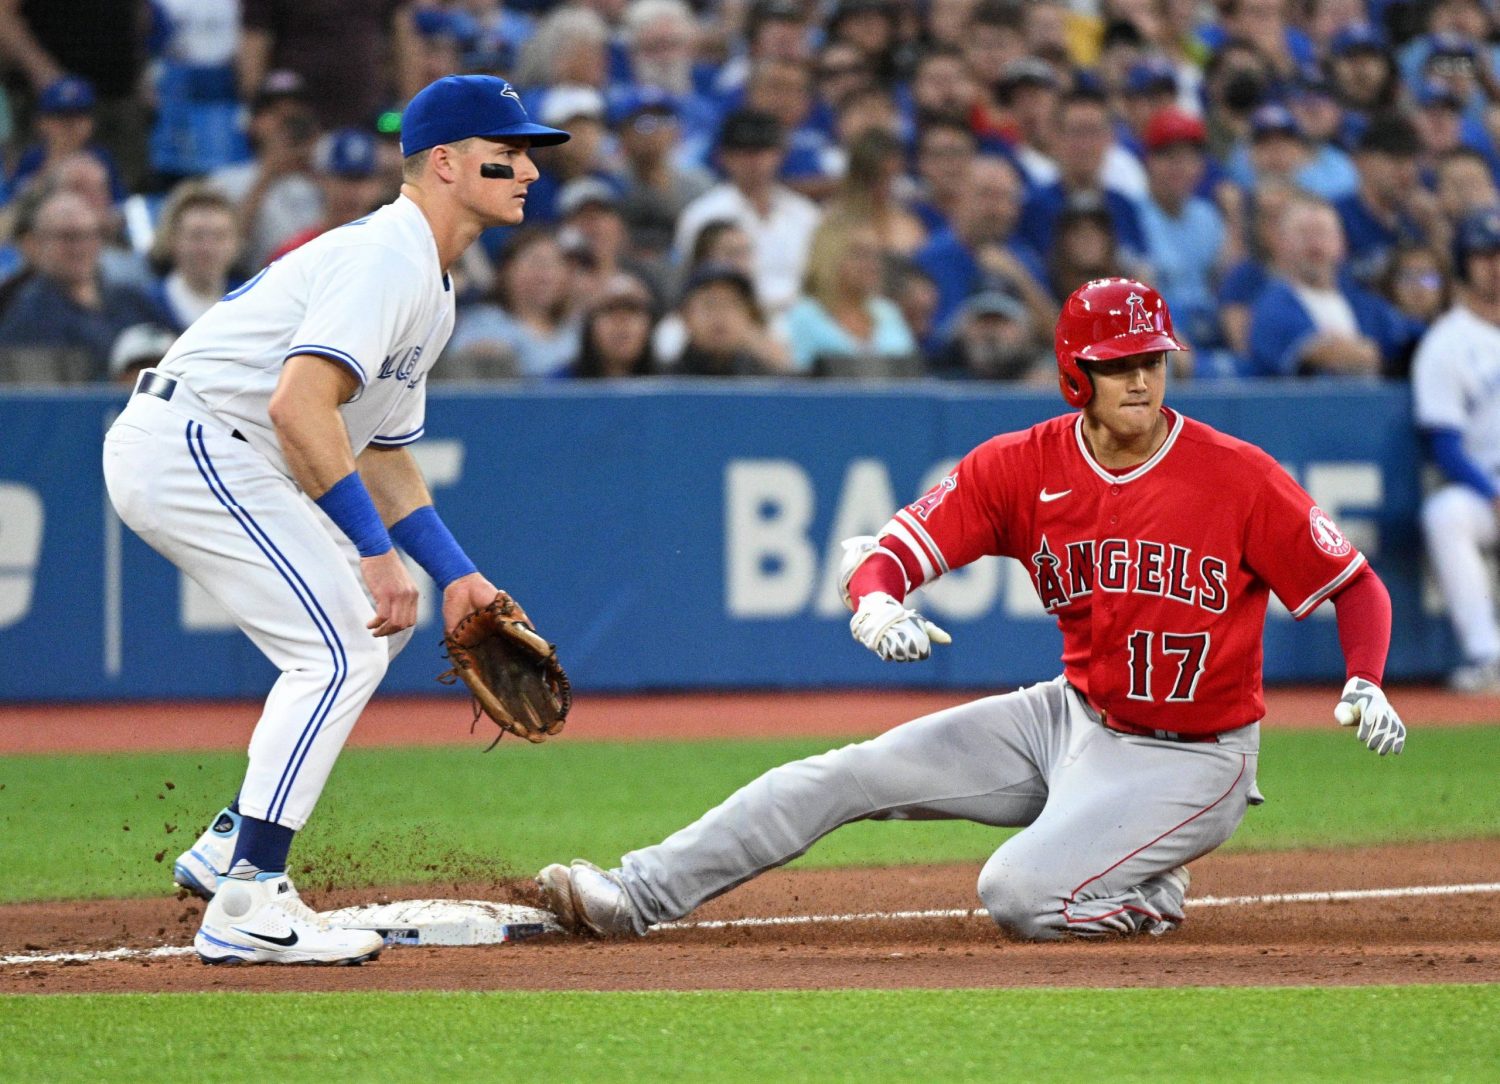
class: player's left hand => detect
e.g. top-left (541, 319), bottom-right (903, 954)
top-left (1333, 677), bottom-right (1406, 756)
top-left (850, 591), bottom-right (951, 662)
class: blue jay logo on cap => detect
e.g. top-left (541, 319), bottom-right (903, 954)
top-left (500, 82), bottom-right (521, 104)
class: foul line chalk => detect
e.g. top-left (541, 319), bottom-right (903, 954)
top-left (3, 881), bottom-right (1498, 967)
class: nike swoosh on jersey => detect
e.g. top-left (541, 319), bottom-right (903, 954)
top-left (1039, 488), bottom-right (1072, 503)
top-left (236, 927), bottom-right (299, 947)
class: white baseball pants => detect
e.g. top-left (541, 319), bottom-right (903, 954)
top-left (1421, 483), bottom-right (1500, 665)
top-left (104, 383), bottom-right (410, 829)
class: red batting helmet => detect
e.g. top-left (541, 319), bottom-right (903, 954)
top-left (1053, 277), bottom-right (1185, 407)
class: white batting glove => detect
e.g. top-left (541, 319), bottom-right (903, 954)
top-left (1333, 677), bottom-right (1406, 756)
top-left (850, 591), bottom-right (951, 662)
top-left (837, 535), bottom-right (879, 609)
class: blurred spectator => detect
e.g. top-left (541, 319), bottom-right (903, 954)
top-left (0, 189), bottom-right (165, 382)
top-left (1021, 0), bottom-right (1081, 70)
top-left (910, 119), bottom-right (977, 235)
top-left (1216, 178), bottom-right (1299, 363)
top-left (924, 0), bottom-right (978, 50)
top-left (711, 0), bottom-right (813, 102)
top-left (614, 89), bottom-right (715, 259)
top-left (1381, 243), bottom-right (1451, 377)
top-left (268, 128), bottom-right (385, 261)
top-left (457, 0), bottom-right (537, 76)
top-left (0, 0), bottom-right (149, 187)
top-left (1016, 88), bottom-right (1147, 265)
top-left (406, 6), bottom-right (475, 94)
top-left (556, 175), bottom-right (666, 298)
top-left (513, 84), bottom-right (620, 230)
top-left (1201, 37), bottom-right (1279, 151)
top-left (5, 76), bottom-right (125, 204)
top-left (1137, 108), bottom-right (1230, 352)
top-left (616, 1), bottom-right (719, 164)
top-left (913, 154), bottom-right (1048, 331)
top-left (210, 71), bottom-right (324, 268)
top-left (889, 258), bottom-right (941, 356)
top-left (567, 270), bottom-right (660, 377)
top-left (444, 230), bottom-right (578, 379)
top-left (239, 0), bottom-right (417, 129)
top-left (1410, 78), bottom-right (1469, 178)
top-left (1284, 73), bottom-right (1361, 200)
top-left (147, 182), bottom-right (242, 331)
top-left (960, 1), bottom-right (1028, 94)
top-left (107, 322), bottom-right (177, 386)
top-left (1411, 204), bottom-right (1500, 693)
top-left (1334, 115), bottom-right (1439, 288)
top-left (43, 152), bottom-right (154, 292)
top-left (1048, 191), bottom-right (1128, 301)
top-left (742, 57), bottom-right (837, 195)
top-left (654, 217), bottom-right (758, 365)
top-left (1327, 23), bottom-right (1399, 131)
top-left (147, 0), bottom-right (247, 182)
top-left (996, 57), bottom-right (1065, 189)
top-left (666, 262), bottom-right (788, 375)
top-left (824, 128), bottom-right (925, 256)
top-left (1197, 0), bottom-right (1313, 80)
top-left (1435, 146), bottom-right (1500, 229)
top-left (827, 0), bottom-right (902, 87)
top-left (1244, 195), bottom-right (1409, 377)
top-left (785, 215), bottom-right (918, 376)
top-left (828, 82), bottom-right (906, 161)
top-left (930, 288), bottom-right (1050, 382)
top-left (811, 39), bottom-right (873, 120)
top-left (514, 6), bottom-right (611, 94)
top-left (1115, 56), bottom-right (1183, 150)
top-left (674, 109), bottom-right (821, 317)
top-left (1232, 103), bottom-right (1312, 192)
top-left (908, 44), bottom-right (981, 131)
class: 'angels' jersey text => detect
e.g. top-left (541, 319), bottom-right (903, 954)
top-left (1030, 536), bottom-right (1229, 614)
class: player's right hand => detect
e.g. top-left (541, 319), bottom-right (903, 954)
top-left (361, 549), bottom-right (420, 637)
top-left (1333, 677), bottom-right (1406, 756)
top-left (850, 591), bottom-right (951, 662)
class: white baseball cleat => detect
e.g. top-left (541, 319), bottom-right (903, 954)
top-left (536, 860), bottom-right (644, 937)
top-left (173, 808), bottom-right (240, 899)
top-left (195, 873), bottom-right (384, 965)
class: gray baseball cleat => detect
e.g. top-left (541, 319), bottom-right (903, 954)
top-left (1144, 865), bottom-right (1191, 937)
top-left (535, 859), bottom-right (644, 937)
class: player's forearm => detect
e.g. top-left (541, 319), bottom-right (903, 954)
top-left (356, 445), bottom-right (433, 525)
top-left (1331, 563), bottom-right (1391, 685)
top-left (271, 399), bottom-right (360, 498)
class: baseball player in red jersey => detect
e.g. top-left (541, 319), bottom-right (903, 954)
top-left (537, 277), bottom-right (1406, 941)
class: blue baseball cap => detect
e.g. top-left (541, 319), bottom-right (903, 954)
top-left (1250, 103), bottom-right (1302, 141)
top-left (1417, 77), bottom-right (1466, 111)
top-left (321, 128), bottom-right (378, 178)
top-left (37, 75), bottom-right (95, 115)
top-left (1124, 58), bottom-right (1177, 97)
top-left (1456, 205), bottom-right (1500, 260)
top-left (399, 75), bottom-right (570, 157)
top-left (1330, 23), bottom-right (1386, 57)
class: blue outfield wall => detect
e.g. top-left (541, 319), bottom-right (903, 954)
top-left (0, 380), bottom-right (1454, 701)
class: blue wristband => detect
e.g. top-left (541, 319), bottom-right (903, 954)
top-left (314, 472), bottom-right (392, 557)
top-left (390, 504), bottom-right (478, 589)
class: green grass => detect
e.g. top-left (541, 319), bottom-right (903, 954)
top-left (0, 727), bottom-right (1496, 903)
top-left (2, 987), bottom-right (1497, 1082)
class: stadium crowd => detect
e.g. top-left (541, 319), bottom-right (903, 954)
top-left (0, 0), bottom-right (1495, 383)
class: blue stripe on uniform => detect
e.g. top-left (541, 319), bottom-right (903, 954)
top-left (185, 423), bottom-right (348, 823)
top-left (369, 426), bottom-right (424, 446)
top-left (285, 344), bottom-right (367, 385)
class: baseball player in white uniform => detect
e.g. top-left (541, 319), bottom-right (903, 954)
top-left (103, 75), bottom-right (570, 965)
top-left (1413, 205), bottom-right (1500, 694)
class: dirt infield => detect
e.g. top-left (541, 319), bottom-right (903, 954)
top-left (2, 684), bottom-right (1496, 755)
top-left (2, 839), bottom-right (1496, 994)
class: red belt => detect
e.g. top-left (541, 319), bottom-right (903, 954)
top-left (1101, 713), bottom-right (1219, 744)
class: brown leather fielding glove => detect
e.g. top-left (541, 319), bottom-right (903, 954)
top-left (440, 591), bottom-right (571, 747)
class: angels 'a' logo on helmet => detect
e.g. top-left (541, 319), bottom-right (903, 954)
top-left (1125, 292), bottom-right (1154, 334)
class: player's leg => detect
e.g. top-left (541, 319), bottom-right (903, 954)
top-left (1421, 484), bottom-right (1500, 689)
top-left (107, 413), bottom-right (390, 834)
top-left (975, 690), bottom-right (1258, 940)
top-left (591, 679), bottom-right (1072, 931)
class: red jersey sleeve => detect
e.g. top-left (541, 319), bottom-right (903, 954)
top-left (878, 436), bottom-right (1022, 588)
top-left (1243, 457), bottom-right (1366, 619)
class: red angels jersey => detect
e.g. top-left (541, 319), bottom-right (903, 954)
top-left (880, 408), bottom-right (1364, 735)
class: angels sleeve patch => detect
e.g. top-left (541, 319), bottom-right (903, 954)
top-left (1309, 506), bottom-right (1352, 557)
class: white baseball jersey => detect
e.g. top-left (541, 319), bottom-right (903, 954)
top-left (1411, 304), bottom-right (1500, 477)
top-left (158, 194), bottom-right (455, 479)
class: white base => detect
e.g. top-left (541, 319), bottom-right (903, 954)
top-left (322, 899), bottom-right (561, 946)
